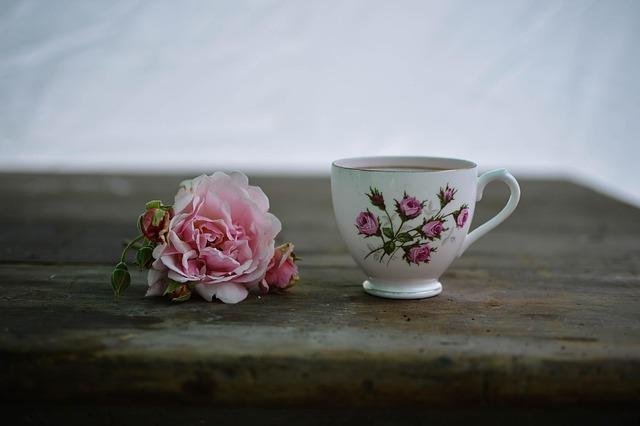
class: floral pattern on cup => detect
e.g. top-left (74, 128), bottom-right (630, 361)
top-left (356, 185), bottom-right (469, 265)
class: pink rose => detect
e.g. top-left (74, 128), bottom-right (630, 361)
top-left (422, 220), bottom-right (444, 238)
top-left (261, 242), bottom-right (299, 292)
top-left (396, 195), bottom-right (422, 219)
top-left (404, 244), bottom-right (433, 264)
top-left (455, 207), bottom-right (469, 228)
top-left (146, 172), bottom-right (281, 304)
top-left (356, 211), bottom-right (380, 236)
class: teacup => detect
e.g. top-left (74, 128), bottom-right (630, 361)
top-left (331, 156), bottom-right (520, 299)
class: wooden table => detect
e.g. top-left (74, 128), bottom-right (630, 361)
top-left (1, 173), bottom-right (639, 425)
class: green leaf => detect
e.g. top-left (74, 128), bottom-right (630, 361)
top-left (163, 280), bottom-right (183, 296)
top-left (115, 261), bottom-right (128, 271)
top-left (111, 268), bottom-right (131, 296)
top-left (136, 246), bottom-right (154, 269)
top-left (171, 292), bottom-right (191, 303)
top-left (145, 200), bottom-right (162, 210)
top-left (151, 208), bottom-right (166, 226)
top-left (396, 232), bottom-right (413, 243)
top-left (382, 227), bottom-right (394, 239)
top-left (384, 241), bottom-right (395, 255)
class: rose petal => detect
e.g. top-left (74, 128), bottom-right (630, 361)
top-left (193, 283), bottom-right (216, 301)
top-left (147, 264), bottom-right (166, 287)
top-left (228, 171), bottom-right (249, 187)
top-left (152, 243), bottom-right (167, 259)
top-left (193, 282), bottom-right (248, 304)
top-left (227, 172), bottom-right (271, 212)
top-left (215, 283), bottom-right (249, 304)
top-left (167, 269), bottom-right (191, 283)
top-left (174, 175), bottom-right (205, 213)
top-left (181, 250), bottom-right (199, 276)
top-left (200, 247), bottom-right (241, 273)
top-left (145, 281), bottom-right (167, 297)
top-left (267, 213), bottom-right (282, 238)
top-left (168, 230), bottom-right (193, 254)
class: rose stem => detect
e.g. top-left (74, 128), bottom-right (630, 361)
top-left (120, 234), bottom-right (145, 263)
top-left (383, 207), bottom-right (395, 234)
top-left (386, 241), bottom-right (415, 266)
top-left (364, 246), bottom-right (385, 260)
top-left (438, 211), bottom-right (455, 219)
top-left (377, 219), bottom-right (393, 260)
top-left (393, 219), bottom-right (406, 239)
top-left (122, 240), bottom-right (144, 250)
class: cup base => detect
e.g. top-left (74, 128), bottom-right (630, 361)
top-left (362, 279), bottom-right (442, 300)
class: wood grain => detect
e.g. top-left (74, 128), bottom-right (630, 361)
top-left (0, 173), bottom-right (639, 421)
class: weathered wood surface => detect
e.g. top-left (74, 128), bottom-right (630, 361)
top-left (0, 173), bottom-right (639, 421)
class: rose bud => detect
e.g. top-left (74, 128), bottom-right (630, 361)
top-left (438, 185), bottom-right (457, 207)
top-left (139, 207), bottom-right (172, 243)
top-left (444, 187), bottom-right (455, 203)
top-left (167, 283), bottom-right (191, 302)
top-left (366, 187), bottom-right (386, 210)
top-left (454, 206), bottom-right (470, 228)
top-left (262, 242), bottom-right (300, 292)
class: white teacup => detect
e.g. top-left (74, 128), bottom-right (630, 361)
top-left (331, 156), bottom-right (520, 299)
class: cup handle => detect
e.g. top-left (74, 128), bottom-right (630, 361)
top-left (458, 169), bottom-right (520, 256)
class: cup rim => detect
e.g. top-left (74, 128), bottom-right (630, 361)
top-left (332, 156), bottom-right (477, 172)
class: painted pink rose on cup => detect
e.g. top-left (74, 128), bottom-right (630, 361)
top-left (396, 195), bottom-right (423, 220)
top-left (404, 243), bottom-right (433, 265)
top-left (357, 186), bottom-right (465, 265)
top-left (146, 172), bottom-right (282, 304)
top-left (261, 242), bottom-right (299, 292)
top-left (422, 220), bottom-right (444, 238)
top-left (437, 184), bottom-right (457, 208)
top-left (444, 187), bottom-right (455, 203)
top-left (366, 187), bottom-right (385, 210)
top-left (455, 207), bottom-right (470, 228)
top-left (356, 211), bottom-right (380, 236)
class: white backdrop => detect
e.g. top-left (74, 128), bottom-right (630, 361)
top-left (1, 0), bottom-right (639, 204)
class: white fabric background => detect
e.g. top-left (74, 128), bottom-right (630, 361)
top-left (1, 0), bottom-right (639, 204)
